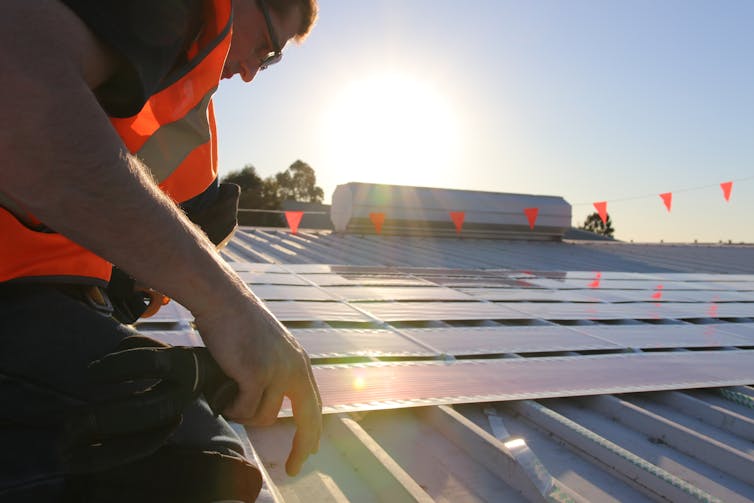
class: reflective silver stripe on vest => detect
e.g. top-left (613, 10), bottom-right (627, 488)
top-left (137, 88), bottom-right (216, 183)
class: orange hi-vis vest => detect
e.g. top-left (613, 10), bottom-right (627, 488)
top-left (0, 0), bottom-right (232, 286)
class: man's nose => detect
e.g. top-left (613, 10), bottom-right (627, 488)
top-left (240, 63), bottom-right (259, 83)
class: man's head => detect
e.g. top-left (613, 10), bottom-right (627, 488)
top-left (223, 0), bottom-right (318, 82)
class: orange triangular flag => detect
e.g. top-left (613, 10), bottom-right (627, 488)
top-left (652, 284), bottom-right (664, 300)
top-left (721, 181), bottom-right (733, 202)
top-left (660, 192), bottom-right (672, 212)
top-left (284, 211), bottom-right (304, 234)
top-left (593, 201), bottom-right (608, 224)
top-left (449, 211), bottom-right (465, 233)
top-left (523, 207), bottom-right (539, 229)
top-left (588, 272), bottom-right (601, 288)
top-left (369, 212), bottom-right (385, 234)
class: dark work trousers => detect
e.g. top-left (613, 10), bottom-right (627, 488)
top-left (0, 284), bottom-right (250, 502)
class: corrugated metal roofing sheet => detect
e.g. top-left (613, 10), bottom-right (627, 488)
top-left (224, 228), bottom-right (754, 273)
top-left (135, 228), bottom-right (754, 501)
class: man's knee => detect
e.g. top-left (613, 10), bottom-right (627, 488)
top-left (64, 445), bottom-right (262, 502)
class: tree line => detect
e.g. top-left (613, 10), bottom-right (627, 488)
top-left (221, 160), bottom-right (324, 226)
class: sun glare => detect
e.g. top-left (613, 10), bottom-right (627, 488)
top-left (320, 73), bottom-right (461, 188)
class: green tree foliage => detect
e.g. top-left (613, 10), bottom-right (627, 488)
top-left (221, 164), bottom-right (276, 210)
top-left (221, 161), bottom-right (324, 226)
top-left (273, 160), bottom-right (324, 204)
top-left (580, 211), bottom-right (615, 238)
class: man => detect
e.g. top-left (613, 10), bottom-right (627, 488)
top-left (0, 0), bottom-right (321, 501)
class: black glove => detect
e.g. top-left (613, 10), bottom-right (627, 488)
top-left (61, 335), bottom-right (237, 474)
top-left (185, 182), bottom-right (240, 248)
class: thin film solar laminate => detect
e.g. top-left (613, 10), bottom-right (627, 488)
top-left (249, 285), bottom-right (335, 301)
top-left (649, 273), bottom-right (754, 282)
top-left (660, 290), bottom-right (752, 302)
top-left (548, 271), bottom-right (656, 280)
top-left (283, 264), bottom-right (341, 273)
top-left (290, 328), bottom-right (436, 358)
top-left (660, 302), bottom-right (754, 319)
top-left (573, 324), bottom-right (754, 349)
top-left (705, 281), bottom-right (754, 291)
top-left (602, 290), bottom-right (697, 302)
top-left (527, 278), bottom-right (709, 291)
top-left (499, 302), bottom-right (679, 321)
top-left (237, 271), bottom-right (309, 285)
top-left (357, 301), bottom-right (526, 322)
top-left (423, 276), bottom-right (535, 288)
top-left (461, 288), bottom-right (629, 303)
top-left (229, 263), bottom-right (287, 273)
top-left (323, 285), bottom-right (475, 302)
top-left (262, 301), bottom-right (372, 322)
top-left (300, 273), bottom-right (433, 287)
top-left (398, 326), bottom-right (622, 355)
top-left (291, 350), bottom-right (754, 415)
top-left (708, 322), bottom-right (754, 339)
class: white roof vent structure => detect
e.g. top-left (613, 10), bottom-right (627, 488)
top-left (330, 182), bottom-right (571, 240)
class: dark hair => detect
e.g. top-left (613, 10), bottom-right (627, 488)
top-left (267, 0), bottom-right (318, 41)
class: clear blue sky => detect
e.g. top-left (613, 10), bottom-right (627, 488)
top-left (213, 0), bottom-right (754, 243)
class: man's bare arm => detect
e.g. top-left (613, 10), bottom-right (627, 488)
top-left (0, 0), bottom-right (321, 476)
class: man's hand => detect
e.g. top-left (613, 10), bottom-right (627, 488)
top-left (193, 289), bottom-right (322, 477)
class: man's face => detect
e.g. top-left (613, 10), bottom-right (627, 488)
top-left (223, 0), bottom-right (302, 82)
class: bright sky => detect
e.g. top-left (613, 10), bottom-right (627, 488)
top-left (213, 0), bottom-right (754, 243)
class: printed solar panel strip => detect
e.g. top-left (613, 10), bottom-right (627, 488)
top-left (707, 281), bottom-right (754, 291)
top-left (660, 302), bottom-right (754, 319)
top-left (299, 273), bottom-right (433, 287)
top-left (461, 288), bottom-right (628, 303)
top-left (528, 278), bottom-right (713, 291)
top-left (358, 301), bottom-right (526, 321)
top-left (574, 324), bottom-right (754, 349)
top-left (249, 285), bottom-right (335, 301)
top-left (546, 271), bottom-right (656, 280)
top-left (280, 264), bottom-right (338, 273)
top-left (277, 350), bottom-right (754, 416)
top-left (663, 290), bottom-right (753, 302)
top-left (323, 285), bottom-right (475, 301)
top-left (498, 301), bottom-right (754, 320)
top-left (706, 322), bottom-right (754, 338)
top-left (262, 301), bottom-right (372, 322)
top-left (237, 271), bottom-right (309, 285)
top-left (229, 262), bottom-right (287, 273)
top-left (290, 328), bottom-right (437, 358)
top-left (384, 266), bottom-right (522, 277)
top-left (419, 276), bottom-right (534, 288)
top-left (499, 302), bottom-right (680, 320)
top-left (604, 289), bottom-right (746, 303)
top-left (648, 273), bottom-right (754, 282)
top-left (398, 326), bottom-right (622, 355)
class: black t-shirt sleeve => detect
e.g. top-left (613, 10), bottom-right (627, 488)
top-left (60, 0), bottom-right (203, 117)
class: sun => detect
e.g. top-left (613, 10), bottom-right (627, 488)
top-left (320, 72), bottom-right (461, 188)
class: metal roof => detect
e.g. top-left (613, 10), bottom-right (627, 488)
top-left (223, 228), bottom-right (754, 273)
top-left (136, 227), bottom-right (754, 502)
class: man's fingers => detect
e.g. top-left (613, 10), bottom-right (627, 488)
top-left (252, 386), bottom-right (285, 426)
top-left (285, 373), bottom-right (323, 476)
top-left (224, 383), bottom-right (264, 423)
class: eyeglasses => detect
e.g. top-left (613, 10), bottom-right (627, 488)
top-left (257, 0), bottom-right (283, 70)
